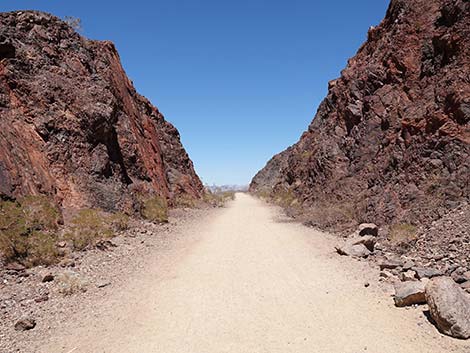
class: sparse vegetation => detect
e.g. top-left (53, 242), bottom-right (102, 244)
top-left (0, 196), bottom-right (61, 267)
top-left (109, 212), bottom-right (130, 232)
top-left (140, 195), bottom-right (169, 223)
top-left (20, 195), bottom-right (61, 230)
top-left (56, 271), bottom-right (88, 296)
top-left (66, 209), bottom-right (114, 251)
top-left (203, 191), bottom-right (235, 207)
top-left (175, 194), bottom-right (197, 209)
top-left (63, 16), bottom-right (82, 32)
top-left (273, 189), bottom-right (297, 209)
top-left (389, 223), bottom-right (418, 246)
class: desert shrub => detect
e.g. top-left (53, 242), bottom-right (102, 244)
top-left (20, 195), bottom-right (61, 230)
top-left (273, 189), bottom-right (297, 209)
top-left (203, 191), bottom-right (235, 207)
top-left (389, 223), bottom-right (418, 245)
top-left (109, 212), bottom-right (130, 232)
top-left (0, 197), bottom-right (60, 266)
top-left (66, 209), bottom-right (113, 251)
top-left (140, 196), bottom-right (168, 223)
top-left (255, 189), bottom-right (272, 201)
top-left (24, 231), bottom-right (59, 266)
top-left (175, 194), bottom-right (197, 209)
top-left (56, 271), bottom-right (88, 296)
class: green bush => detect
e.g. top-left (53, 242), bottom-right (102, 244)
top-left (0, 197), bottom-right (60, 266)
top-left (140, 196), bottom-right (168, 223)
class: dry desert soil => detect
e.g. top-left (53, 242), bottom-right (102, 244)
top-left (4, 194), bottom-right (470, 353)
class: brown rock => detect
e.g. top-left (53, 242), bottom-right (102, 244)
top-left (349, 235), bottom-right (376, 252)
top-left (400, 270), bottom-right (417, 282)
top-left (14, 318), bottom-right (36, 331)
top-left (336, 243), bottom-right (371, 258)
top-left (358, 223), bottom-right (378, 237)
top-left (379, 259), bottom-right (403, 271)
top-left (425, 277), bottom-right (470, 339)
top-left (394, 281), bottom-right (427, 307)
top-left (413, 267), bottom-right (444, 280)
top-left (41, 274), bottom-right (54, 283)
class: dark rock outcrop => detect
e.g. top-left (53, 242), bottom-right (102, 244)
top-left (0, 11), bottom-right (203, 212)
top-left (251, 0), bottom-right (469, 234)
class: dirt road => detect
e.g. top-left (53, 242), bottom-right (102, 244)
top-left (41, 194), bottom-right (467, 353)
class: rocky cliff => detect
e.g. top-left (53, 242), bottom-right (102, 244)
top-left (0, 11), bottom-right (203, 212)
top-left (251, 0), bottom-right (470, 233)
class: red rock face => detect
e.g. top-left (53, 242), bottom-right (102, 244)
top-left (0, 11), bottom-right (203, 211)
top-left (251, 0), bottom-right (470, 230)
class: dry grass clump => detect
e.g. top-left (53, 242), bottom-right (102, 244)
top-left (56, 271), bottom-right (88, 296)
top-left (0, 196), bottom-right (61, 267)
top-left (140, 195), bottom-right (169, 223)
top-left (389, 223), bottom-right (418, 246)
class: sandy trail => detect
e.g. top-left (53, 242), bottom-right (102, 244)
top-left (41, 194), bottom-right (467, 353)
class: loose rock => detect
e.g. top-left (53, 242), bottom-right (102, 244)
top-left (425, 277), bottom-right (470, 339)
top-left (335, 243), bottom-right (371, 258)
top-left (358, 223), bottom-right (378, 237)
top-left (14, 318), bottom-right (36, 331)
top-left (393, 281), bottom-right (426, 307)
top-left (41, 274), bottom-right (54, 283)
top-left (413, 267), bottom-right (443, 280)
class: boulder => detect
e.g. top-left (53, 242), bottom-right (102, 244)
top-left (336, 243), bottom-right (371, 258)
top-left (425, 277), bottom-right (470, 339)
top-left (358, 223), bottom-right (378, 237)
top-left (335, 236), bottom-right (376, 258)
top-left (394, 281), bottom-right (427, 307)
top-left (350, 235), bottom-right (376, 252)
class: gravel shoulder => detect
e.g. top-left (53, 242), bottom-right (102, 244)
top-left (2, 194), bottom-right (469, 352)
top-left (0, 207), bottom-right (216, 353)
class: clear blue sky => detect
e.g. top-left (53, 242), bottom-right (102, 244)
top-left (1, 1), bottom-right (390, 186)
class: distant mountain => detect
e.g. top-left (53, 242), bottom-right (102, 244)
top-left (206, 185), bottom-right (249, 193)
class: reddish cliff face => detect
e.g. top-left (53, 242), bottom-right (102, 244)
top-left (0, 11), bottom-right (203, 212)
top-left (251, 0), bottom-right (470, 231)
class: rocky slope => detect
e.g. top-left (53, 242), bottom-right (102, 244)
top-left (251, 0), bottom-right (470, 237)
top-left (0, 11), bottom-right (203, 213)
